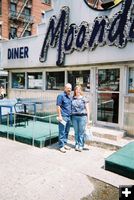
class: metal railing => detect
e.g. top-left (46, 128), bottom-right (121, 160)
top-left (9, 10), bottom-right (34, 23)
top-left (6, 112), bottom-right (58, 147)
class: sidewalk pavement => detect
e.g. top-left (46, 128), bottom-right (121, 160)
top-left (0, 138), bottom-right (134, 200)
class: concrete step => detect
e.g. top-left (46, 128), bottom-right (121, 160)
top-left (86, 136), bottom-right (131, 150)
top-left (91, 126), bottom-right (126, 141)
top-left (69, 127), bottom-right (133, 150)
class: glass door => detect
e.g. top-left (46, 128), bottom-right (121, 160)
top-left (97, 68), bottom-right (120, 124)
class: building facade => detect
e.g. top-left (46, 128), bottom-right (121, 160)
top-left (0, 0), bottom-right (51, 40)
top-left (0, 0), bottom-right (51, 96)
top-left (1, 0), bottom-right (134, 136)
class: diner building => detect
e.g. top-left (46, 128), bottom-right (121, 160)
top-left (1, 0), bottom-right (134, 136)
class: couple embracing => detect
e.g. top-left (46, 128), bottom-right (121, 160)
top-left (56, 83), bottom-right (90, 153)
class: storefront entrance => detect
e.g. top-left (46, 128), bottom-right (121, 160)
top-left (96, 68), bottom-right (120, 124)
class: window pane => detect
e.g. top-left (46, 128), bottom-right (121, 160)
top-left (68, 70), bottom-right (90, 91)
top-left (27, 72), bottom-right (43, 89)
top-left (128, 68), bottom-right (134, 93)
top-left (46, 72), bottom-right (64, 90)
top-left (9, 27), bottom-right (17, 39)
top-left (12, 73), bottom-right (25, 89)
top-left (97, 92), bottom-right (119, 123)
top-left (23, 30), bottom-right (31, 37)
top-left (10, 3), bottom-right (16, 16)
top-left (98, 69), bottom-right (120, 91)
top-left (43, 0), bottom-right (51, 4)
top-left (24, 7), bottom-right (31, 16)
top-left (24, 7), bottom-right (31, 21)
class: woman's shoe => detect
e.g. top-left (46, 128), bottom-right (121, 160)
top-left (59, 147), bottom-right (66, 153)
top-left (64, 145), bottom-right (71, 150)
top-left (78, 147), bottom-right (83, 152)
top-left (75, 145), bottom-right (79, 151)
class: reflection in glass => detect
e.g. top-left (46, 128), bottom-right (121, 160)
top-left (97, 92), bottom-right (119, 123)
top-left (12, 73), bottom-right (25, 89)
top-left (128, 68), bottom-right (134, 93)
top-left (85, 0), bottom-right (122, 10)
top-left (68, 70), bottom-right (90, 91)
top-left (27, 72), bottom-right (42, 89)
top-left (46, 71), bottom-right (64, 90)
top-left (98, 69), bottom-right (120, 91)
top-left (97, 68), bottom-right (120, 123)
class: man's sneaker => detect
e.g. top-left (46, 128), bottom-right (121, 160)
top-left (59, 147), bottom-right (66, 153)
top-left (78, 147), bottom-right (83, 152)
top-left (75, 145), bottom-right (79, 151)
top-left (64, 145), bottom-right (71, 150)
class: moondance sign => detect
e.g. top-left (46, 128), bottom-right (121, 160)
top-left (39, 0), bottom-right (134, 66)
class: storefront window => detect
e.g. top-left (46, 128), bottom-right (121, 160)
top-left (68, 70), bottom-right (90, 91)
top-left (12, 73), bottom-right (25, 89)
top-left (27, 72), bottom-right (43, 89)
top-left (128, 68), bottom-right (134, 93)
top-left (46, 72), bottom-right (64, 90)
top-left (98, 69), bottom-right (120, 92)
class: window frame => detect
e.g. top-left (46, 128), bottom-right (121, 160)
top-left (12, 72), bottom-right (25, 89)
top-left (27, 72), bottom-right (43, 90)
top-left (67, 70), bottom-right (91, 91)
top-left (9, 26), bottom-right (17, 39)
top-left (46, 71), bottom-right (65, 90)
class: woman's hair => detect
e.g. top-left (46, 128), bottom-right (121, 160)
top-left (73, 85), bottom-right (83, 96)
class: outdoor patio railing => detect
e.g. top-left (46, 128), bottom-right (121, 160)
top-left (5, 112), bottom-right (58, 147)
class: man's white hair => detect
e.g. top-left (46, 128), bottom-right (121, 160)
top-left (65, 83), bottom-right (72, 88)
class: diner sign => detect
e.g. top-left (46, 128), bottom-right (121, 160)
top-left (39, 0), bottom-right (134, 66)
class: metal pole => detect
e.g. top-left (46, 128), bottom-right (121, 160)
top-left (7, 113), bottom-right (9, 139)
top-left (32, 116), bottom-right (35, 146)
top-left (13, 112), bottom-right (16, 141)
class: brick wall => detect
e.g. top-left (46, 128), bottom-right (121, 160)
top-left (0, 0), bottom-right (51, 39)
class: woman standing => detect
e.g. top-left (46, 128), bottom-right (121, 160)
top-left (72, 85), bottom-right (90, 152)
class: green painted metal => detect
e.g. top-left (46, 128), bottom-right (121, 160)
top-left (105, 142), bottom-right (134, 179)
top-left (0, 114), bottom-right (59, 148)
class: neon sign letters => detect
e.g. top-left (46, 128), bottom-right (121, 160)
top-left (39, 0), bottom-right (134, 66)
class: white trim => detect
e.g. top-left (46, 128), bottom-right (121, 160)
top-left (43, 71), bottom-right (46, 91)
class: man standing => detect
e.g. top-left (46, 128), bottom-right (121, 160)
top-left (56, 83), bottom-right (72, 153)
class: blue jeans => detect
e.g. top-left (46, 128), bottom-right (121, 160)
top-left (72, 115), bottom-right (87, 148)
top-left (58, 116), bottom-right (71, 148)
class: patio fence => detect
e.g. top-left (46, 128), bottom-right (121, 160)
top-left (1, 112), bottom-right (58, 148)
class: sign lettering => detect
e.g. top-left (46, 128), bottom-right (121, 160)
top-left (39, 0), bottom-right (133, 66)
